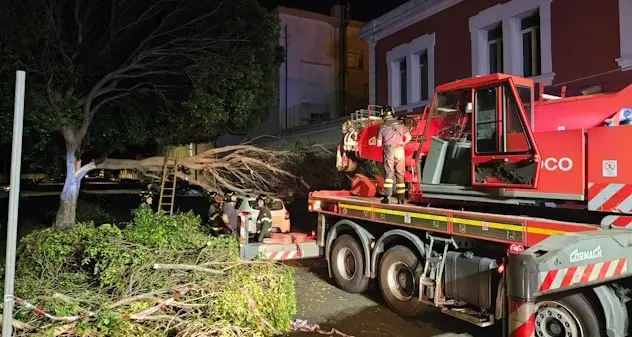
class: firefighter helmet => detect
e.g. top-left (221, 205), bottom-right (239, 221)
top-left (209, 191), bottom-right (221, 204)
top-left (380, 104), bottom-right (394, 118)
top-left (223, 191), bottom-right (236, 203)
top-left (256, 194), bottom-right (269, 205)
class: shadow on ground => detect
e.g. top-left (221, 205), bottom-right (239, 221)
top-left (286, 259), bottom-right (496, 337)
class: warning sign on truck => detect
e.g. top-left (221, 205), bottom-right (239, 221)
top-left (602, 160), bottom-right (618, 177)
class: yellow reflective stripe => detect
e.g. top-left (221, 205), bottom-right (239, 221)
top-left (339, 203), bottom-right (449, 222)
top-left (396, 183), bottom-right (406, 187)
top-left (452, 217), bottom-right (523, 232)
top-left (384, 184), bottom-right (393, 188)
top-left (453, 217), bottom-right (567, 236)
top-left (384, 178), bottom-right (394, 183)
top-left (396, 190), bottom-right (406, 193)
top-left (339, 203), bottom-right (368, 212)
top-left (526, 227), bottom-right (566, 236)
top-left (338, 203), bottom-right (567, 236)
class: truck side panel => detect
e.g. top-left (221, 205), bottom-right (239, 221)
top-left (311, 192), bottom-right (598, 247)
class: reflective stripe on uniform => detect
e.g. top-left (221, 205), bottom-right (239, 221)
top-left (396, 183), bottom-right (406, 194)
top-left (256, 217), bottom-right (272, 224)
top-left (384, 178), bottom-right (393, 188)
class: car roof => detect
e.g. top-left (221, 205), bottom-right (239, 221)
top-left (236, 195), bottom-right (284, 203)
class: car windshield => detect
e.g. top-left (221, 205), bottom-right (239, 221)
top-left (248, 199), bottom-right (284, 211)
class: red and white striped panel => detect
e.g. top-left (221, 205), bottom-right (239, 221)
top-left (539, 258), bottom-right (628, 292)
top-left (265, 250), bottom-right (300, 260)
top-left (600, 215), bottom-right (632, 229)
top-left (587, 182), bottom-right (632, 212)
top-left (508, 300), bottom-right (535, 337)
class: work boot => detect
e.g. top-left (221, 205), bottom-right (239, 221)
top-left (381, 186), bottom-right (392, 204)
top-left (397, 193), bottom-right (406, 204)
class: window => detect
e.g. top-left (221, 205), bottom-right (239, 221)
top-left (431, 89), bottom-right (471, 138)
top-left (521, 11), bottom-right (541, 77)
top-left (248, 199), bottom-right (284, 211)
top-left (503, 85), bottom-right (530, 153)
top-left (488, 26), bottom-right (503, 73)
top-left (475, 87), bottom-right (500, 153)
top-left (386, 33), bottom-right (435, 108)
top-left (469, 0), bottom-right (554, 85)
top-left (516, 86), bottom-right (533, 128)
top-left (348, 50), bottom-right (364, 69)
top-left (419, 51), bottom-right (429, 101)
top-left (399, 58), bottom-right (407, 105)
top-left (617, 0), bottom-right (632, 69)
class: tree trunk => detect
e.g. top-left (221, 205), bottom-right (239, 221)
top-left (54, 146), bottom-right (81, 230)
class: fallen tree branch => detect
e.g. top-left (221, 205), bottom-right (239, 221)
top-left (129, 315), bottom-right (185, 323)
top-left (152, 263), bottom-right (224, 274)
top-left (74, 144), bottom-right (310, 196)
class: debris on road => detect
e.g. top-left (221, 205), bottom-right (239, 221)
top-left (291, 319), bottom-right (354, 337)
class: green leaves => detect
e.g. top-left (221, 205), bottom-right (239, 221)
top-left (125, 203), bottom-right (208, 250)
top-left (0, 0), bottom-right (282, 170)
top-left (8, 204), bottom-right (297, 336)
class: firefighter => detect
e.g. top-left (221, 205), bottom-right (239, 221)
top-left (220, 191), bottom-right (239, 238)
top-left (208, 191), bottom-right (223, 228)
top-left (376, 104), bottom-right (412, 204)
top-left (255, 194), bottom-right (273, 242)
top-left (140, 186), bottom-right (153, 206)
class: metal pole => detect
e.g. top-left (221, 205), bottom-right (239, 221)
top-left (2, 70), bottom-right (26, 337)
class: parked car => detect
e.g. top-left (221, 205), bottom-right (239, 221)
top-left (235, 195), bottom-right (290, 234)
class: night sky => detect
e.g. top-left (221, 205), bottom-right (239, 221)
top-left (258, 0), bottom-right (410, 22)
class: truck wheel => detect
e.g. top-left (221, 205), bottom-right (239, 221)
top-left (330, 234), bottom-right (370, 293)
top-left (535, 293), bottom-right (604, 337)
top-left (378, 245), bottom-right (427, 316)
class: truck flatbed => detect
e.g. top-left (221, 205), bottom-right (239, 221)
top-left (310, 191), bottom-right (599, 247)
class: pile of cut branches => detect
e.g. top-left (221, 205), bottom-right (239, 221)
top-left (3, 204), bottom-right (296, 337)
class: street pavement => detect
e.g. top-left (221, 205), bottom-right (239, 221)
top-left (288, 258), bottom-right (494, 337)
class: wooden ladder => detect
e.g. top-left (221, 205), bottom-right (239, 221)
top-left (158, 155), bottom-right (179, 215)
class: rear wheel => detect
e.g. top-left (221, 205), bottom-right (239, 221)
top-left (378, 245), bottom-right (428, 316)
top-left (330, 234), bottom-right (370, 293)
top-left (534, 293), bottom-right (604, 337)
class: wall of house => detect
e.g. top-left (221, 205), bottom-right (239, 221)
top-left (375, 0), bottom-right (500, 108)
top-left (248, 7), bottom-right (370, 143)
top-left (548, 0), bottom-right (631, 95)
top-left (275, 11), bottom-right (336, 133)
top-left (346, 25), bottom-right (370, 111)
top-left (369, 0), bottom-right (632, 109)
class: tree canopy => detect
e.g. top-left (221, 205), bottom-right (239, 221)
top-left (0, 0), bottom-right (282, 172)
top-left (0, 0), bottom-right (283, 228)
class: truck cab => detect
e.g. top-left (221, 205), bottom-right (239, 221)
top-left (417, 74), bottom-right (542, 202)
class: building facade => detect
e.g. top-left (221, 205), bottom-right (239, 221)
top-left (360, 0), bottom-right (632, 112)
top-left (249, 6), bottom-right (369, 143)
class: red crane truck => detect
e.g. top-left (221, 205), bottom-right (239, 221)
top-left (307, 73), bottom-right (632, 337)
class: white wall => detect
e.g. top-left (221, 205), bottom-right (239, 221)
top-left (269, 13), bottom-right (336, 135)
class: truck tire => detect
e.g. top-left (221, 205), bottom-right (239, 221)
top-left (330, 234), bottom-right (370, 293)
top-left (378, 245), bottom-right (428, 316)
top-left (535, 292), bottom-right (605, 337)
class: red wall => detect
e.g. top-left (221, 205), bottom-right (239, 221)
top-left (374, 0), bottom-right (632, 102)
top-left (549, 0), bottom-right (630, 95)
